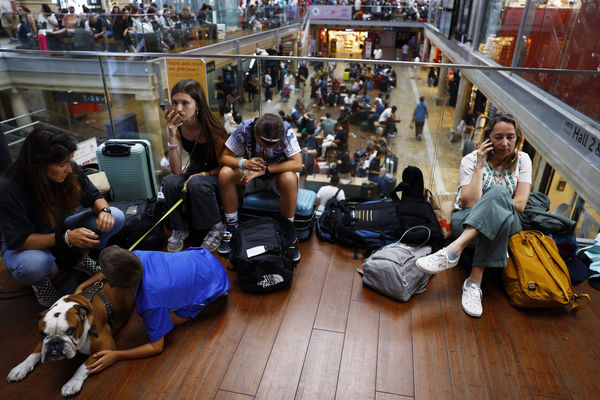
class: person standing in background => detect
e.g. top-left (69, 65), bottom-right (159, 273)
top-left (264, 69), bottom-right (273, 103)
top-left (1, 0), bottom-right (18, 42)
top-left (411, 96), bottom-right (428, 140)
top-left (297, 62), bottom-right (308, 99)
top-left (215, 75), bottom-right (226, 115)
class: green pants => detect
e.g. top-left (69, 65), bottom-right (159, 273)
top-left (450, 185), bottom-right (522, 268)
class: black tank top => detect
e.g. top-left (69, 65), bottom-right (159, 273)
top-left (179, 130), bottom-right (218, 173)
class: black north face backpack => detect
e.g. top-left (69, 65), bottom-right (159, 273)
top-left (230, 216), bottom-right (297, 293)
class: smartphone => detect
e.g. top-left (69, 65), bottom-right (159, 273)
top-left (159, 100), bottom-right (183, 125)
top-left (486, 147), bottom-right (495, 161)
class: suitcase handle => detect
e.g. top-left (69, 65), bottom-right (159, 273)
top-left (102, 143), bottom-right (131, 157)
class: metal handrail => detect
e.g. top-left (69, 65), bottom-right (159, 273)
top-left (0, 109), bottom-right (47, 125)
top-left (3, 121), bottom-right (41, 136)
top-left (1, 48), bottom-right (599, 75)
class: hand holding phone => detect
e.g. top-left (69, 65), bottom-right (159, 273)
top-left (160, 100), bottom-right (183, 125)
top-left (478, 139), bottom-right (495, 167)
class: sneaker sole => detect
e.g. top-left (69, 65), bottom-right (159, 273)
top-left (167, 244), bottom-right (185, 253)
top-left (218, 248), bottom-right (231, 256)
top-left (203, 243), bottom-right (221, 253)
top-left (462, 305), bottom-right (482, 318)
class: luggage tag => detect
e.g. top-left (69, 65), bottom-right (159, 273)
top-left (246, 245), bottom-right (267, 258)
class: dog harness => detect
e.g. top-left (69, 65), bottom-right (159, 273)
top-left (81, 279), bottom-right (116, 331)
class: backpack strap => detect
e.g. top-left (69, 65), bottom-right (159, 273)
top-left (569, 293), bottom-right (591, 312)
top-left (333, 187), bottom-right (342, 201)
top-left (398, 225), bottom-right (431, 248)
top-left (248, 117), bottom-right (258, 159)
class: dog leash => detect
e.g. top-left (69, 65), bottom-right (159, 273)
top-left (128, 185), bottom-right (187, 251)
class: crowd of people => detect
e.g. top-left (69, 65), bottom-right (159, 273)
top-left (2, 0), bottom-right (431, 51)
top-left (2, 0), bottom-right (300, 51)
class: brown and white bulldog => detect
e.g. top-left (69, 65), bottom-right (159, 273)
top-left (7, 287), bottom-right (134, 397)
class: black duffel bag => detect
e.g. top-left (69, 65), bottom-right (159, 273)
top-left (106, 199), bottom-right (165, 250)
top-left (230, 216), bottom-right (296, 293)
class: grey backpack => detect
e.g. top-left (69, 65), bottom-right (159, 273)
top-left (358, 226), bottom-right (433, 302)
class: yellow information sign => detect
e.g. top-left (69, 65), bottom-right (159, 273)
top-left (164, 58), bottom-right (207, 99)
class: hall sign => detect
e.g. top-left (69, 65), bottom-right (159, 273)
top-left (562, 120), bottom-right (600, 167)
top-left (53, 91), bottom-right (106, 104)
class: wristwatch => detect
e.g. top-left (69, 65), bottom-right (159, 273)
top-left (264, 164), bottom-right (270, 177)
top-left (99, 207), bottom-right (111, 215)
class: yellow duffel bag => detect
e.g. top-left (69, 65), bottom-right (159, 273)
top-left (503, 230), bottom-right (590, 310)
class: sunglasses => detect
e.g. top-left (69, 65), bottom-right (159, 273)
top-left (258, 135), bottom-right (282, 147)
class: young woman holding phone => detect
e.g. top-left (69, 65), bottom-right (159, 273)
top-left (161, 79), bottom-right (228, 253)
top-left (415, 112), bottom-right (532, 318)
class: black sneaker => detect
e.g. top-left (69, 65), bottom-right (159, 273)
top-left (73, 257), bottom-right (101, 276)
top-left (217, 230), bottom-right (233, 256)
top-left (288, 241), bottom-right (301, 263)
top-left (32, 278), bottom-right (59, 307)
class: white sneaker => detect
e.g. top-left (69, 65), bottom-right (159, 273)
top-left (167, 230), bottom-right (189, 252)
top-left (415, 247), bottom-right (459, 274)
top-left (462, 279), bottom-right (483, 317)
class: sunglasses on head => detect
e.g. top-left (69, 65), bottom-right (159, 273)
top-left (259, 135), bottom-right (282, 147)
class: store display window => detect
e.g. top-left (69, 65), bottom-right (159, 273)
top-left (320, 29), bottom-right (368, 59)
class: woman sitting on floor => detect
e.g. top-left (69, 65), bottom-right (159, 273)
top-left (161, 79), bottom-right (228, 253)
top-left (0, 128), bottom-right (125, 306)
top-left (415, 112), bottom-right (532, 318)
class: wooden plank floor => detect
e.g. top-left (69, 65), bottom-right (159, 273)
top-left (1, 235), bottom-right (600, 400)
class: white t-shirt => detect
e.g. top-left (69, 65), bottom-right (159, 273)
top-left (456, 150), bottom-right (532, 210)
top-left (364, 151), bottom-right (377, 169)
top-left (1, 0), bottom-right (14, 14)
top-left (160, 156), bottom-right (170, 169)
top-left (224, 112), bottom-right (237, 135)
top-left (316, 185), bottom-right (345, 213)
top-left (413, 56), bottom-right (420, 69)
top-left (379, 108), bottom-right (393, 122)
top-left (374, 48), bottom-right (382, 60)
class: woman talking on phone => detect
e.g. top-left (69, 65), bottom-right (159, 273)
top-left (161, 79), bottom-right (228, 253)
top-left (415, 113), bottom-right (532, 318)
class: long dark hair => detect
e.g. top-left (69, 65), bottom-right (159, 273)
top-left (41, 4), bottom-right (52, 15)
top-left (6, 128), bottom-right (81, 226)
top-left (170, 79), bottom-right (228, 163)
top-left (482, 112), bottom-right (523, 173)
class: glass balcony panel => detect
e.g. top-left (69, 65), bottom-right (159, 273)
top-left (0, 49), bottom-right (598, 236)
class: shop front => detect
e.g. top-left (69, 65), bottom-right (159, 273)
top-left (317, 28), bottom-right (368, 59)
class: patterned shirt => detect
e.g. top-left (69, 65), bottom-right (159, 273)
top-left (455, 150), bottom-right (532, 210)
top-left (225, 118), bottom-right (300, 161)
